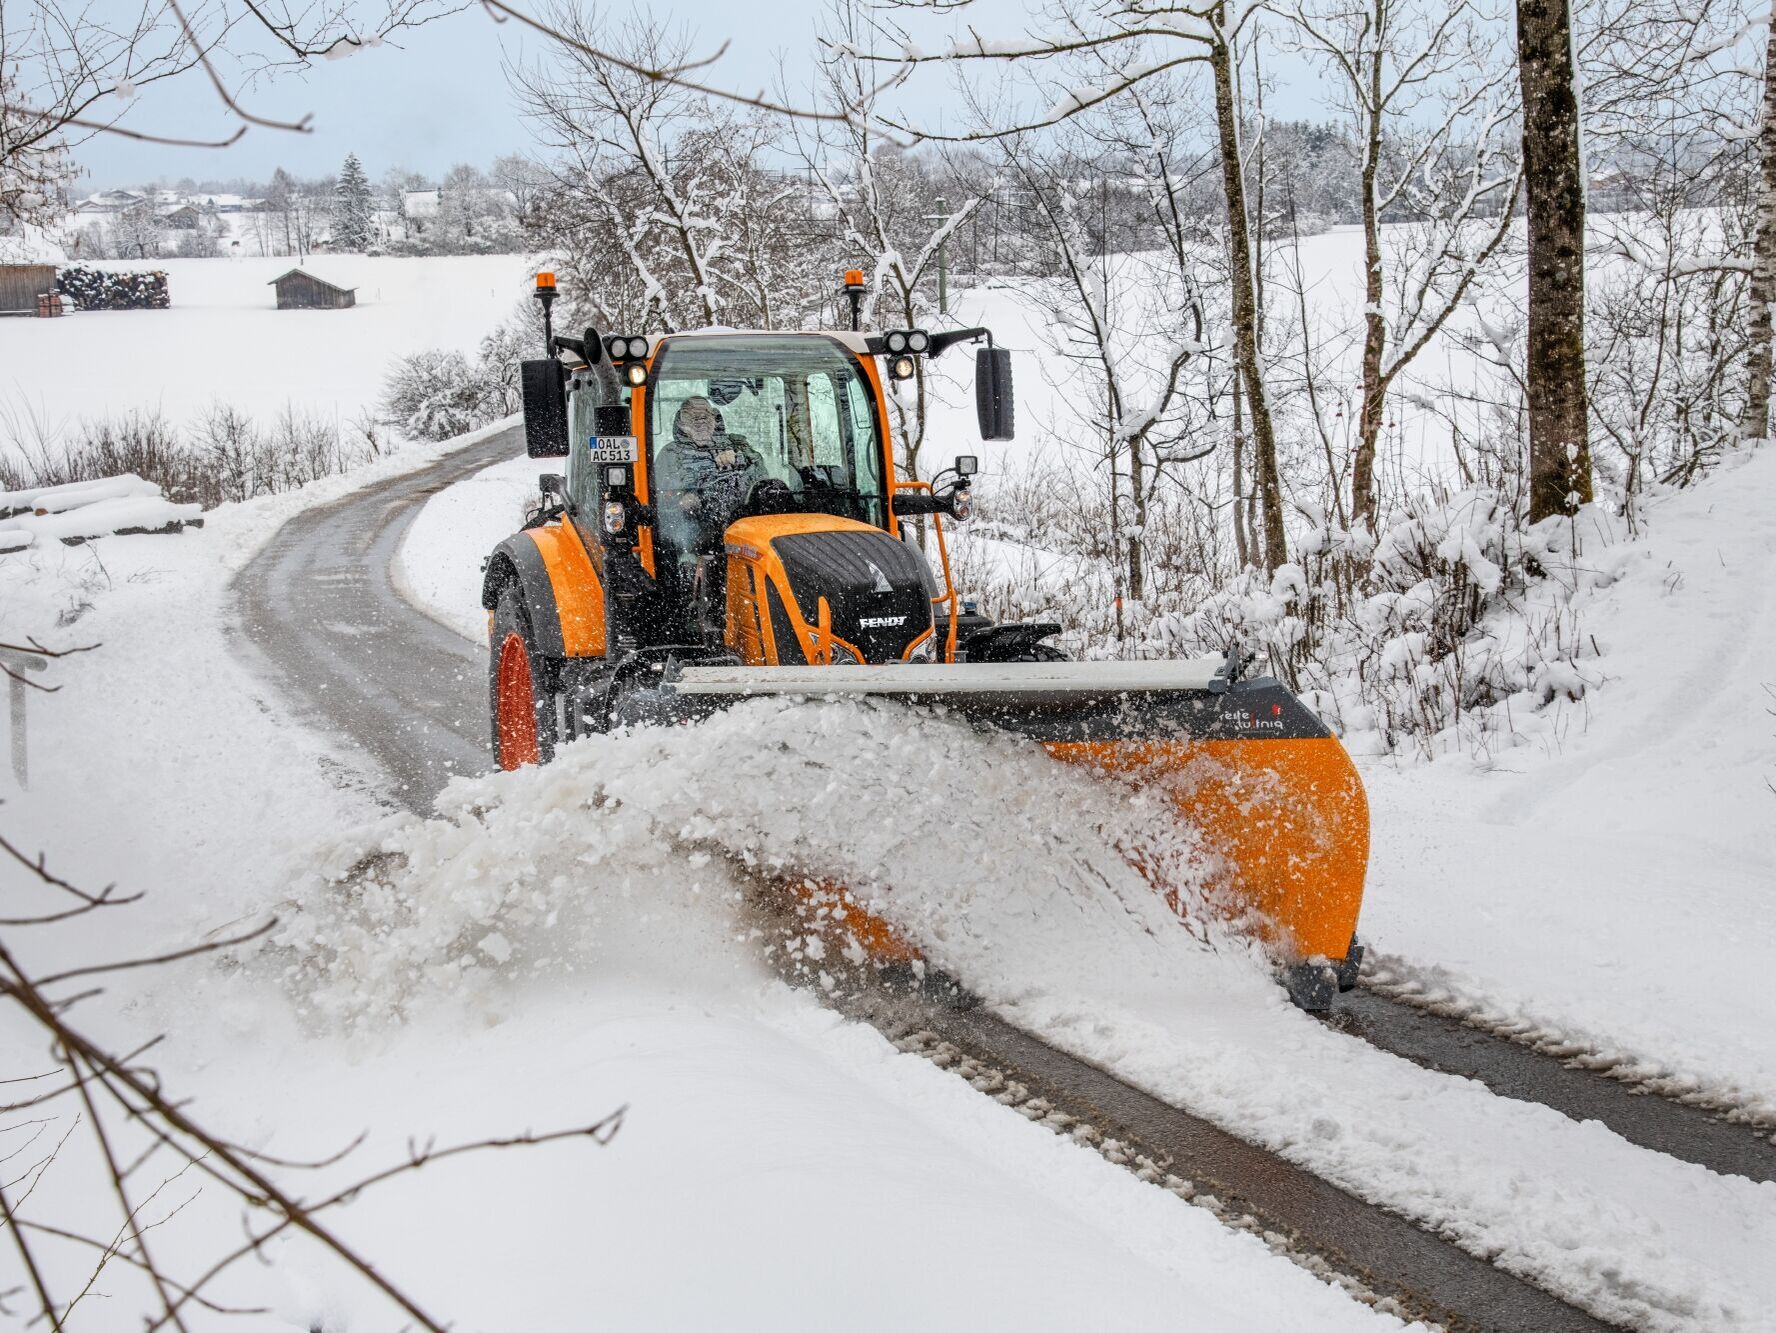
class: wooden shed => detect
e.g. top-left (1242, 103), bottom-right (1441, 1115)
top-left (269, 268), bottom-right (357, 310)
top-left (0, 264), bottom-right (57, 317)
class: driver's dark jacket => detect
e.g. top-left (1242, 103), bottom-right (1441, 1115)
top-left (653, 429), bottom-right (769, 561)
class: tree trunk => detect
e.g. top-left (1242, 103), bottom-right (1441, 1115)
top-left (1353, 21), bottom-right (1387, 531)
top-left (1212, 17), bottom-right (1288, 571)
top-left (1129, 436), bottom-right (1146, 603)
top-left (1517, 0), bottom-right (1593, 521)
top-left (1743, 19), bottom-right (1776, 441)
top-left (1232, 371), bottom-right (1250, 568)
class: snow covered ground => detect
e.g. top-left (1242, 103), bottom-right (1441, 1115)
top-left (380, 430), bottom-right (1776, 1330)
top-left (7, 218), bottom-right (1774, 1328)
top-left (0, 254), bottom-right (536, 465)
top-left (0, 433), bottom-right (1395, 1327)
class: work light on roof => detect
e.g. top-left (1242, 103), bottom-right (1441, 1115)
top-left (624, 362), bottom-right (648, 387)
top-left (907, 329), bottom-right (930, 353)
top-left (626, 335), bottom-right (648, 359)
top-left (889, 354), bottom-right (917, 381)
top-left (605, 335), bottom-right (629, 361)
top-left (885, 330), bottom-right (908, 354)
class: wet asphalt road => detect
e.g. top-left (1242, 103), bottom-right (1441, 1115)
top-left (230, 426), bottom-right (521, 811)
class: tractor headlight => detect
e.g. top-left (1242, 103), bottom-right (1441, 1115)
top-left (828, 642), bottom-right (860, 665)
top-left (907, 329), bottom-right (930, 353)
top-left (905, 633), bottom-right (937, 663)
top-left (603, 500), bottom-right (626, 534)
top-left (889, 355), bottom-right (916, 381)
top-left (886, 330), bottom-right (908, 353)
top-left (949, 489), bottom-right (973, 521)
top-left (626, 335), bottom-right (648, 359)
top-left (625, 362), bottom-right (648, 387)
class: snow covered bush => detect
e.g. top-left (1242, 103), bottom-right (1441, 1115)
top-left (382, 305), bottom-right (540, 442)
top-left (380, 348), bottom-right (498, 441)
top-left (1139, 487), bottom-right (1613, 758)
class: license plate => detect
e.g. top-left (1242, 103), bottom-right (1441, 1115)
top-left (589, 435), bottom-right (638, 463)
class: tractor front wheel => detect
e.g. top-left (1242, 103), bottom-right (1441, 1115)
top-left (489, 581), bottom-right (557, 770)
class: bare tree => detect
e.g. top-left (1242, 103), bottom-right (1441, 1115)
top-left (1285, 0), bottom-right (1522, 531)
top-left (794, 9), bottom-right (985, 477)
top-left (1209, 10), bottom-right (1288, 570)
top-left (996, 115), bottom-right (1217, 633)
top-left (1744, 22), bottom-right (1776, 439)
top-left (515, 6), bottom-right (831, 334)
top-left (111, 197), bottom-right (164, 257)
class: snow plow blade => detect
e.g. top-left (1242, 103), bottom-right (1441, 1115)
top-left (667, 656), bottom-right (1369, 998)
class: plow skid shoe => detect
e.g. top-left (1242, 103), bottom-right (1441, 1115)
top-left (667, 659), bottom-right (1369, 974)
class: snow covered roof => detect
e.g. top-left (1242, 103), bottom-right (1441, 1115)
top-left (266, 267), bottom-right (356, 293)
top-left (660, 327), bottom-right (876, 356)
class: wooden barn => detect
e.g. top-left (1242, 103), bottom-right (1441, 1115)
top-left (0, 264), bottom-right (57, 317)
top-left (269, 268), bottom-right (357, 311)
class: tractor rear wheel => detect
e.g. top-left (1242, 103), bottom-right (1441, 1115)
top-left (489, 581), bottom-right (557, 770)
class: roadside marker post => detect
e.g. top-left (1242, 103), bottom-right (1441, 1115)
top-left (1, 647), bottom-right (47, 788)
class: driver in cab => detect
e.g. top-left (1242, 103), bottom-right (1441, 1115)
top-left (654, 395), bottom-right (794, 561)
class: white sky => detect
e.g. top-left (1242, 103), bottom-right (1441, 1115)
top-left (71, 0), bottom-right (1326, 191)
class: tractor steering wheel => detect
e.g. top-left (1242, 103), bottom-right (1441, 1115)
top-left (743, 477), bottom-right (797, 516)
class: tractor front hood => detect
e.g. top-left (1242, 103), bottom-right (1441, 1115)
top-left (724, 514), bottom-right (934, 665)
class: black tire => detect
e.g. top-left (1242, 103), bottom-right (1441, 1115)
top-left (489, 580), bottom-right (558, 770)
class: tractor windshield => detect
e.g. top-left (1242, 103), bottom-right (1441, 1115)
top-left (648, 335), bottom-right (886, 558)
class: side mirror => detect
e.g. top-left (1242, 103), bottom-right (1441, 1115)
top-left (521, 359), bottom-right (569, 458)
top-left (975, 347), bottom-right (1014, 442)
top-left (955, 454), bottom-right (979, 477)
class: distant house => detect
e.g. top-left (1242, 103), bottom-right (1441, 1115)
top-left (158, 204), bottom-right (201, 229)
top-left (268, 268), bottom-right (356, 310)
top-left (75, 189), bottom-right (146, 217)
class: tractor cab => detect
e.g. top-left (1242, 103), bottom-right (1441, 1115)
top-left (498, 272), bottom-right (1027, 723)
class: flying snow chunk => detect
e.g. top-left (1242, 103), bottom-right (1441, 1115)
top-left (478, 931), bottom-right (514, 964)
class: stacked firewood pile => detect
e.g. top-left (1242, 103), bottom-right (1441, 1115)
top-left (55, 267), bottom-right (171, 311)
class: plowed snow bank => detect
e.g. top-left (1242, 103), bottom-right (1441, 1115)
top-left (271, 696), bottom-right (1261, 1027)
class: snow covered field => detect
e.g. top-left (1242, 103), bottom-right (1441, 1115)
top-left (0, 254), bottom-right (536, 464)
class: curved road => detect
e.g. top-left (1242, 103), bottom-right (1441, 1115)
top-left (231, 426), bottom-right (520, 810)
top-left (229, 435), bottom-right (1773, 1330)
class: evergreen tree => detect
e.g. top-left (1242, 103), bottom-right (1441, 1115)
top-left (332, 153), bottom-right (375, 251)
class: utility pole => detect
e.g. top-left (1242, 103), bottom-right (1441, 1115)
top-left (924, 195), bottom-right (951, 316)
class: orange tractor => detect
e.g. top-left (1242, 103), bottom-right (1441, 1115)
top-left (482, 271), bottom-right (1369, 1008)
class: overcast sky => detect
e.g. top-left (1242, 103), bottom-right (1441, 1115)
top-left (71, 1), bottom-right (1323, 191)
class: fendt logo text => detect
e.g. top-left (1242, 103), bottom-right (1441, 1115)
top-left (858, 615), bottom-right (908, 629)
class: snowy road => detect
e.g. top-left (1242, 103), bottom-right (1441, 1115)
top-left (231, 425), bottom-right (518, 808)
top-left (218, 440), bottom-right (1699, 1329)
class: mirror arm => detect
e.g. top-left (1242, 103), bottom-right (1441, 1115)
top-left (926, 326), bottom-right (991, 360)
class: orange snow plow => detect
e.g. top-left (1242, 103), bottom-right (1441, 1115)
top-left (480, 271), bottom-right (1369, 1007)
